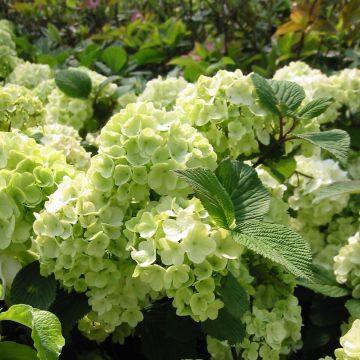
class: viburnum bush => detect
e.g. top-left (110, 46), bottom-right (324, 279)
top-left (0, 19), bottom-right (359, 360)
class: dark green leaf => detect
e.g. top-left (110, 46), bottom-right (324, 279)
top-left (267, 156), bottom-right (297, 182)
top-left (269, 80), bottom-right (305, 111)
top-left (215, 159), bottom-right (270, 222)
top-left (345, 299), bottom-right (360, 318)
top-left (101, 47), bottom-right (127, 73)
top-left (232, 221), bottom-right (313, 279)
top-left (55, 69), bottom-right (92, 98)
top-left (202, 308), bottom-right (245, 345)
top-left (250, 73), bottom-right (279, 115)
top-left (313, 180), bottom-right (360, 203)
top-left (0, 342), bottom-right (38, 360)
top-left (294, 129), bottom-right (350, 165)
top-left (11, 261), bottom-right (57, 310)
top-left (175, 168), bottom-right (235, 229)
top-left (135, 48), bottom-right (166, 65)
top-left (297, 97), bottom-right (334, 120)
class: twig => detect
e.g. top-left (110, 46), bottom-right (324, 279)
top-left (230, 346), bottom-right (238, 360)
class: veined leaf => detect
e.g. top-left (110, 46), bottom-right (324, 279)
top-left (0, 304), bottom-right (65, 360)
top-left (215, 159), bottom-right (270, 222)
top-left (269, 80), bottom-right (305, 111)
top-left (0, 342), bottom-right (38, 360)
top-left (294, 129), bottom-right (350, 166)
top-left (101, 46), bottom-right (127, 73)
top-left (297, 265), bottom-right (350, 297)
top-left (55, 69), bottom-right (92, 98)
top-left (297, 97), bottom-right (334, 120)
top-left (250, 73), bottom-right (279, 115)
top-left (313, 180), bottom-right (360, 203)
top-left (345, 299), bottom-right (360, 318)
top-left (232, 221), bottom-right (313, 280)
top-left (175, 168), bottom-right (235, 229)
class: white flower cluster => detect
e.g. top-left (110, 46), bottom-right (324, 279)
top-left (138, 76), bottom-right (188, 110)
top-left (334, 319), bottom-right (360, 360)
top-left (175, 70), bottom-right (274, 158)
top-left (334, 232), bottom-right (360, 298)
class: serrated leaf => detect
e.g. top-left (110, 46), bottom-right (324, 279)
top-left (250, 73), bottom-right (279, 115)
top-left (55, 69), bottom-right (92, 98)
top-left (201, 308), bottom-right (246, 345)
top-left (294, 129), bottom-right (350, 165)
top-left (297, 265), bottom-right (350, 297)
top-left (175, 168), bottom-right (235, 229)
top-left (0, 342), bottom-right (38, 360)
top-left (313, 180), bottom-right (360, 203)
top-left (219, 273), bottom-right (249, 320)
top-left (215, 159), bottom-right (270, 222)
top-left (345, 299), bottom-right (360, 318)
top-left (232, 221), bottom-right (313, 279)
top-left (11, 261), bottom-right (57, 310)
top-left (297, 96), bottom-right (334, 120)
top-left (267, 156), bottom-right (297, 182)
top-left (0, 304), bottom-right (65, 360)
top-left (269, 80), bottom-right (305, 111)
top-left (101, 46), bottom-right (127, 73)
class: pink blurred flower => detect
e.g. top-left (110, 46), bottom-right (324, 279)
top-left (131, 11), bottom-right (144, 22)
top-left (205, 42), bottom-right (214, 51)
top-left (85, 0), bottom-right (100, 9)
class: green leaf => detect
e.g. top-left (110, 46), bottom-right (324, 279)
top-left (55, 69), bottom-right (92, 98)
top-left (267, 156), bottom-right (297, 182)
top-left (215, 159), bottom-right (270, 222)
top-left (101, 46), bottom-right (127, 73)
top-left (294, 129), bottom-right (350, 166)
top-left (297, 265), bottom-right (350, 297)
top-left (313, 180), bottom-right (360, 203)
top-left (269, 80), bottom-right (305, 111)
top-left (201, 308), bottom-right (245, 345)
top-left (175, 168), bottom-right (235, 229)
top-left (94, 75), bottom-right (121, 102)
top-left (232, 221), bottom-right (313, 280)
top-left (0, 304), bottom-right (65, 360)
top-left (219, 273), bottom-right (249, 320)
top-left (11, 261), bottom-right (57, 310)
top-left (345, 299), bottom-right (360, 318)
top-left (135, 48), bottom-right (165, 65)
top-left (0, 342), bottom-right (38, 360)
top-left (297, 96), bottom-right (334, 120)
top-left (250, 73), bottom-right (279, 115)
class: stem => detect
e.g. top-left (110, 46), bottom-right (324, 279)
top-left (295, 170), bottom-right (314, 179)
top-left (278, 114), bottom-right (284, 140)
top-left (230, 345), bottom-right (238, 360)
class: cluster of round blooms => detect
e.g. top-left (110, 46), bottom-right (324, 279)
top-left (7, 62), bottom-right (53, 89)
top-left (0, 20), bottom-right (21, 80)
top-left (334, 319), bottom-right (360, 360)
top-left (288, 152), bottom-right (349, 250)
top-left (0, 84), bottom-right (45, 131)
top-left (175, 70), bottom-right (274, 158)
top-left (33, 79), bottom-right (56, 104)
top-left (0, 131), bottom-right (75, 254)
top-left (334, 232), bottom-right (360, 298)
top-left (33, 102), bottom-right (218, 340)
top-left (256, 167), bottom-right (290, 225)
top-left (274, 61), bottom-right (342, 125)
top-left (138, 76), bottom-right (188, 110)
top-left (45, 88), bottom-right (94, 130)
top-left (27, 124), bottom-right (91, 170)
top-left (330, 68), bottom-right (360, 115)
top-left (207, 257), bottom-right (302, 360)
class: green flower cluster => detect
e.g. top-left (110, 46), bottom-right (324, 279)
top-left (0, 84), bottom-right (45, 131)
top-left (0, 131), bottom-right (75, 255)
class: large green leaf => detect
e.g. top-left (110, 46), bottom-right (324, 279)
top-left (232, 221), bottom-right (313, 280)
top-left (345, 299), bottom-right (360, 318)
top-left (294, 129), bottom-right (350, 165)
top-left (297, 265), bottom-right (350, 298)
top-left (219, 273), bottom-right (249, 320)
top-left (269, 80), bottom-right (305, 111)
top-left (215, 159), bottom-right (270, 222)
top-left (313, 180), bottom-right (360, 203)
top-left (250, 73), bottom-right (279, 115)
top-left (101, 46), bottom-right (127, 73)
top-left (297, 97), bottom-right (334, 120)
top-left (55, 69), bottom-right (92, 98)
top-left (0, 304), bottom-right (65, 360)
top-left (135, 48), bottom-right (165, 65)
top-left (0, 342), bottom-right (38, 360)
top-left (175, 168), bottom-right (235, 229)
top-left (11, 261), bottom-right (57, 310)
